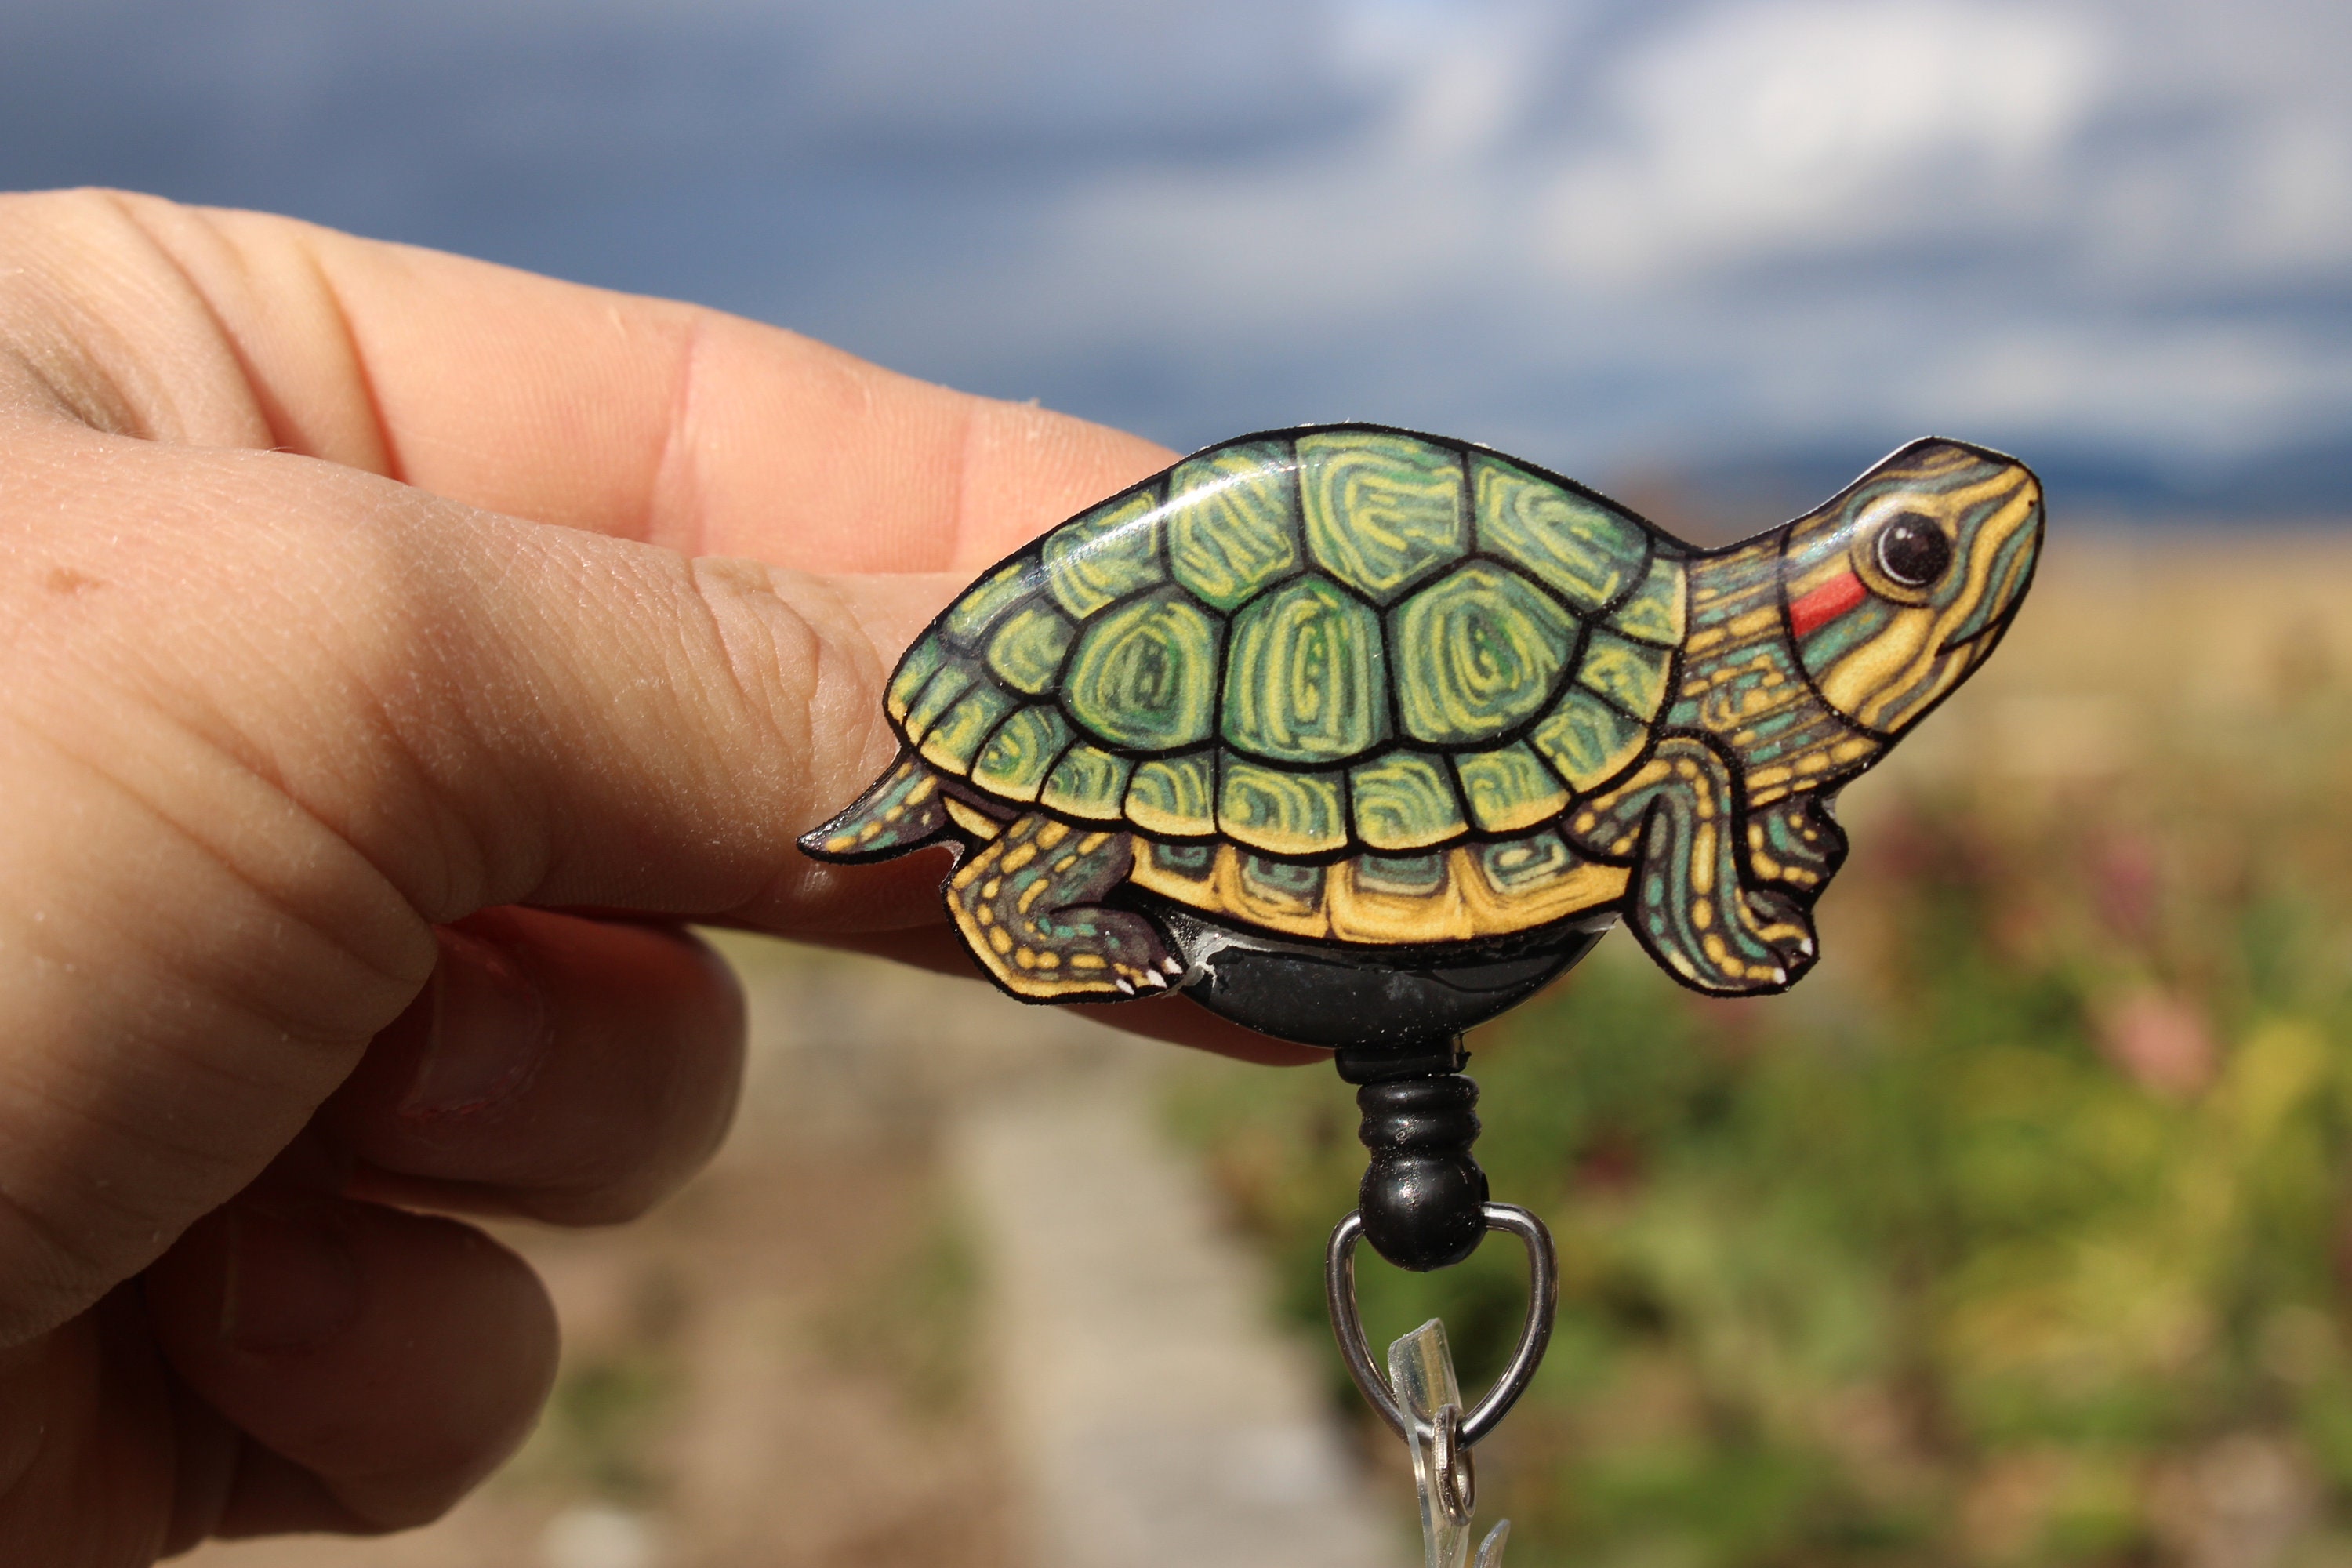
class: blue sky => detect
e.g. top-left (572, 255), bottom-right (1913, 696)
top-left (5, 0), bottom-right (2349, 514)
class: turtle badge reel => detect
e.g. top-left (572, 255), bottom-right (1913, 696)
top-left (803, 426), bottom-right (2042, 1562)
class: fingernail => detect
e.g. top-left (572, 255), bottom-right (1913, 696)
top-left (399, 924), bottom-right (552, 1123)
top-left (218, 1196), bottom-right (361, 1352)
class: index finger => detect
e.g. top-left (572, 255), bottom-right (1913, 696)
top-left (23, 189), bottom-right (1174, 573)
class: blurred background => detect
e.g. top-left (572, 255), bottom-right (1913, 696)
top-left (7, 2), bottom-right (2350, 1566)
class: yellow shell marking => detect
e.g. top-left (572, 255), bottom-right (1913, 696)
top-left (1127, 837), bottom-right (1628, 945)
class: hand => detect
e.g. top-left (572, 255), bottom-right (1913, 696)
top-left (0, 189), bottom-right (1319, 1563)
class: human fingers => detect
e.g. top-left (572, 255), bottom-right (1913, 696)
top-left (0, 412), bottom-right (884, 1345)
top-left (320, 909), bottom-right (744, 1225)
top-left (0, 211), bottom-right (1285, 1351)
top-left (143, 1192), bottom-right (557, 1535)
top-left (6, 188), bottom-right (1174, 573)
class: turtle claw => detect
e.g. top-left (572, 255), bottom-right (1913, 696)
top-left (1744, 888), bottom-right (1818, 989)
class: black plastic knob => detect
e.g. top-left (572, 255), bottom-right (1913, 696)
top-left (1353, 1074), bottom-right (1490, 1272)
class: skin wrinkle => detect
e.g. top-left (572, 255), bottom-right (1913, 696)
top-left (409, 524), bottom-right (568, 913)
top-left (0, 701), bottom-right (425, 1029)
top-left (9, 1055), bottom-right (278, 1266)
top-left (764, 565), bottom-right (879, 742)
top-left (91, 192), bottom-right (272, 450)
top-left (107, 198), bottom-right (291, 456)
top-left (284, 597), bottom-right (504, 932)
top-left (0, 339), bottom-right (107, 437)
top-left (0, 1025), bottom-right (366, 1335)
top-left (0, 276), bottom-right (147, 442)
top-left (646, 310), bottom-right (707, 557)
top-left (0, 453), bottom-right (441, 996)
top-left (466, 535), bottom-right (711, 909)
top-left (289, 230), bottom-right (398, 481)
top-left (0, 197), bottom-right (169, 443)
top-left (702, 562), bottom-right (901, 922)
top-left (0, 734), bottom-right (418, 1348)
top-left (586, 554), bottom-right (836, 924)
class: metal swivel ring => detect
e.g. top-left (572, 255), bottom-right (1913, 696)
top-left (1430, 1401), bottom-right (1475, 1526)
top-left (1323, 1202), bottom-right (1559, 1446)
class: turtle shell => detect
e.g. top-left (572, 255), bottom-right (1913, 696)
top-left (887, 425), bottom-right (1688, 858)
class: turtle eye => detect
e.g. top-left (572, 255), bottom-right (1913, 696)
top-left (1875, 513), bottom-right (1951, 587)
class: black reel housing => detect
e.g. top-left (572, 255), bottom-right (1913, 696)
top-left (1156, 907), bottom-right (1608, 1271)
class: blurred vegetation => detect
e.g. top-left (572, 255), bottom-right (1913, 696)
top-left (1171, 539), bottom-right (2352, 1568)
top-left (524, 1265), bottom-right (691, 1506)
top-left (818, 1193), bottom-right (985, 1419)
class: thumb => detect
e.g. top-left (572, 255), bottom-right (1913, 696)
top-left (0, 410), bottom-right (924, 1341)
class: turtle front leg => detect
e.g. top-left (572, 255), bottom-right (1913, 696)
top-left (1572, 737), bottom-right (1817, 995)
top-left (1746, 794), bottom-right (1848, 902)
top-left (946, 814), bottom-right (1184, 1001)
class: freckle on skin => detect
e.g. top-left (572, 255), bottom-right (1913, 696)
top-left (45, 568), bottom-right (102, 595)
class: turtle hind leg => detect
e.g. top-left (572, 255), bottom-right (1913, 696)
top-left (800, 753), bottom-right (950, 863)
top-left (946, 814), bottom-right (1182, 1001)
top-left (1575, 737), bottom-right (1817, 996)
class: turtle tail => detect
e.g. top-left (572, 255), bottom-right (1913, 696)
top-left (797, 753), bottom-right (951, 863)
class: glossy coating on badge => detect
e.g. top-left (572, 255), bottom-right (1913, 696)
top-left (803, 423), bottom-right (2041, 1022)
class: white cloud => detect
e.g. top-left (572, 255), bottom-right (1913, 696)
top-left (1540, 0), bottom-right (2103, 282)
top-left (6, 0), bottom-right (2347, 475)
top-left (1915, 324), bottom-right (2352, 453)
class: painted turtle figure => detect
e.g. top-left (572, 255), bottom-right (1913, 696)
top-left (803, 425), bottom-right (2041, 1025)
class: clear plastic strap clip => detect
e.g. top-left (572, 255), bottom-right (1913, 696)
top-left (1388, 1319), bottom-right (1512, 1568)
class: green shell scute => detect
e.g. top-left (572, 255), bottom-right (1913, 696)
top-left (1151, 840), bottom-right (1217, 882)
top-left (1041, 742), bottom-right (1133, 821)
top-left (1348, 750), bottom-right (1466, 852)
top-left (1124, 751), bottom-right (1218, 838)
top-left (1530, 688), bottom-right (1650, 793)
top-left (1241, 855), bottom-right (1326, 904)
top-left (920, 684), bottom-right (1014, 773)
top-left (985, 602), bottom-right (1079, 695)
top-left (1388, 562), bottom-right (1577, 746)
top-left (1218, 758), bottom-right (1347, 855)
top-left (1166, 442), bottom-right (1301, 611)
top-left (1062, 586), bottom-right (1223, 753)
top-left (1358, 853), bottom-right (1446, 897)
top-left (1044, 488), bottom-right (1166, 618)
top-left (944, 558), bottom-right (1041, 644)
top-left (1610, 554), bottom-right (1687, 646)
top-left (1472, 454), bottom-right (1649, 615)
top-left (887, 632), bottom-right (946, 724)
top-left (1220, 575), bottom-right (1388, 764)
top-left (1577, 627), bottom-right (1674, 721)
top-left (902, 659), bottom-right (978, 743)
top-left (1298, 432), bottom-right (1467, 604)
top-left (1454, 742), bottom-right (1569, 833)
top-left (1481, 831), bottom-right (1580, 893)
top-left (971, 706), bottom-right (1073, 800)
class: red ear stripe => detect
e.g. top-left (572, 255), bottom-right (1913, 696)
top-left (1788, 569), bottom-right (1867, 637)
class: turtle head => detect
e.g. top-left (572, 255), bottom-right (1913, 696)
top-left (1781, 438), bottom-right (2042, 738)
